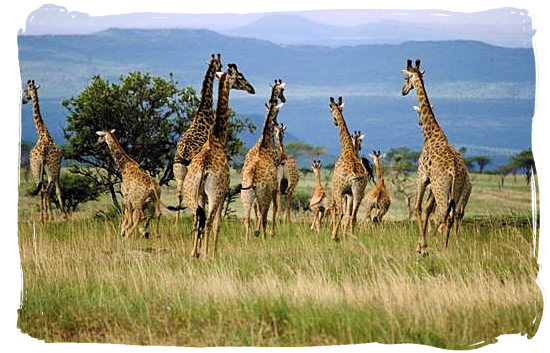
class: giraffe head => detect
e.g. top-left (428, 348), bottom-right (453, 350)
top-left (312, 159), bottom-right (322, 173)
top-left (218, 63), bottom-right (255, 94)
top-left (22, 79), bottom-right (40, 104)
top-left (274, 122), bottom-right (286, 143)
top-left (207, 53), bottom-right (223, 72)
top-left (369, 150), bottom-right (383, 165)
top-left (95, 129), bottom-right (116, 145)
top-left (401, 59), bottom-right (424, 96)
top-left (328, 97), bottom-right (344, 126)
top-left (270, 79), bottom-right (286, 103)
top-left (351, 130), bottom-right (365, 154)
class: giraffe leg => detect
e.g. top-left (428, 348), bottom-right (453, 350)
top-left (270, 192), bottom-right (278, 237)
top-left (241, 190), bottom-right (254, 242)
top-left (413, 176), bottom-right (430, 254)
top-left (211, 202), bottom-right (224, 258)
top-left (363, 198), bottom-right (375, 224)
top-left (44, 179), bottom-right (54, 221)
top-left (342, 195), bottom-right (353, 239)
top-left (316, 210), bottom-right (324, 233)
top-left (126, 209), bottom-right (144, 238)
top-left (309, 207), bottom-right (318, 231)
top-left (331, 196), bottom-right (344, 242)
top-left (173, 163), bottom-right (186, 224)
top-left (120, 208), bottom-right (130, 237)
top-left (275, 192), bottom-right (282, 223)
top-left (350, 185), bottom-right (365, 236)
top-left (54, 180), bottom-right (66, 217)
top-left (285, 193), bottom-right (293, 223)
top-left (154, 201), bottom-right (162, 238)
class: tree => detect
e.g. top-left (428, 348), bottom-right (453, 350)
top-left (386, 147), bottom-right (420, 219)
top-left (470, 155), bottom-right (491, 174)
top-left (62, 72), bottom-right (253, 209)
top-left (285, 142), bottom-right (326, 160)
top-left (509, 148), bottom-right (535, 185)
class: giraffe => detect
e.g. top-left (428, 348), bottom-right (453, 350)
top-left (240, 80), bottom-right (286, 241)
top-left (363, 150), bottom-right (392, 224)
top-left (22, 79), bottom-right (64, 221)
top-left (274, 122), bottom-right (300, 223)
top-left (96, 130), bottom-right (163, 238)
top-left (351, 130), bottom-right (375, 183)
top-left (173, 53), bottom-right (222, 222)
top-left (413, 105), bottom-right (472, 236)
top-left (328, 97), bottom-right (368, 241)
top-left (183, 63), bottom-right (255, 258)
top-left (401, 59), bottom-right (470, 253)
top-left (305, 160), bottom-right (329, 233)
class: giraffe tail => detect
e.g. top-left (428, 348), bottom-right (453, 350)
top-left (445, 172), bottom-right (457, 221)
top-left (31, 181), bottom-right (43, 196)
top-left (280, 177), bottom-right (288, 195)
top-left (196, 206), bottom-right (206, 238)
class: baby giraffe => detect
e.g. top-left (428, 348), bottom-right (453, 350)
top-left (306, 160), bottom-right (329, 233)
top-left (363, 150), bottom-right (392, 224)
top-left (97, 130), bottom-right (163, 238)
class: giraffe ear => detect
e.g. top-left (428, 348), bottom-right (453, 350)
top-left (359, 134), bottom-right (365, 140)
top-left (401, 70), bottom-right (410, 78)
top-left (339, 102), bottom-right (345, 109)
top-left (276, 102), bottom-right (285, 110)
top-left (413, 105), bottom-right (420, 112)
top-left (35, 84), bottom-right (40, 89)
top-left (215, 71), bottom-right (224, 79)
top-left (110, 129), bottom-right (116, 134)
top-left (96, 131), bottom-right (105, 136)
top-left (279, 82), bottom-right (286, 89)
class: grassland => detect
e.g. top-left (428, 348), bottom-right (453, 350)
top-left (17, 171), bottom-right (541, 348)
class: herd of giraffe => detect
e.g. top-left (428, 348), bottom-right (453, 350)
top-left (22, 55), bottom-right (470, 257)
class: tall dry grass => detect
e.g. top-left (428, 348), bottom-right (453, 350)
top-left (16, 172), bottom-right (541, 347)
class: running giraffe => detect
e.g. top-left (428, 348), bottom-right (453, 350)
top-left (363, 150), bottom-right (391, 224)
top-left (328, 97), bottom-right (368, 241)
top-left (183, 63), bottom-right (255, 258)
top-left (401, 59), bottom-right (470, 253)
top-left (240, 81), bottom-right (286, 240)
top-left (306, 160), bottom-right (329, 233)
top-left (173, 53), bottom-right (222, 222)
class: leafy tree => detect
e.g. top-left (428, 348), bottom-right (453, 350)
top-left (496, 164), bottom-right (515, 189)
top-left (285, 142), bottom-right (326, 160)
top-left (53, 172), bottom-right (103, 213)
top-left (62, 72), bottom-right (253, 209)
top-left (509, 148), bottom-right (535, 185)
top-left (470, 155), bottom-right (491, 174)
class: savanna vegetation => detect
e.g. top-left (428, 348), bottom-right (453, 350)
top-left (17, 167), bottom-right (541, 348)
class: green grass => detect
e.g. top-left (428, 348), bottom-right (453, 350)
top-left (17, 171), bottom-right (541, 348)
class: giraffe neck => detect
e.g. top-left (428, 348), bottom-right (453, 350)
top-left (105, 135), bottom-right (134, 171)
top-left (314, 169), bottom-right (322, 189)
top-left (194, 62), bottom-right (218, 128)
top-left (30, 92), bottom-right (49, 138)
top-left (332, 109), bottom-right (354, 153)
top-left (276, 135), bottom-right (286, 161)
top-left (374, 160), bottom-right (383, 180)
top-left (212, 72), bottom-right (231, 145)
top-left (412, 77), bottom-right (447, 144)
top-left (258, 101), bottom-right (278, 150)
